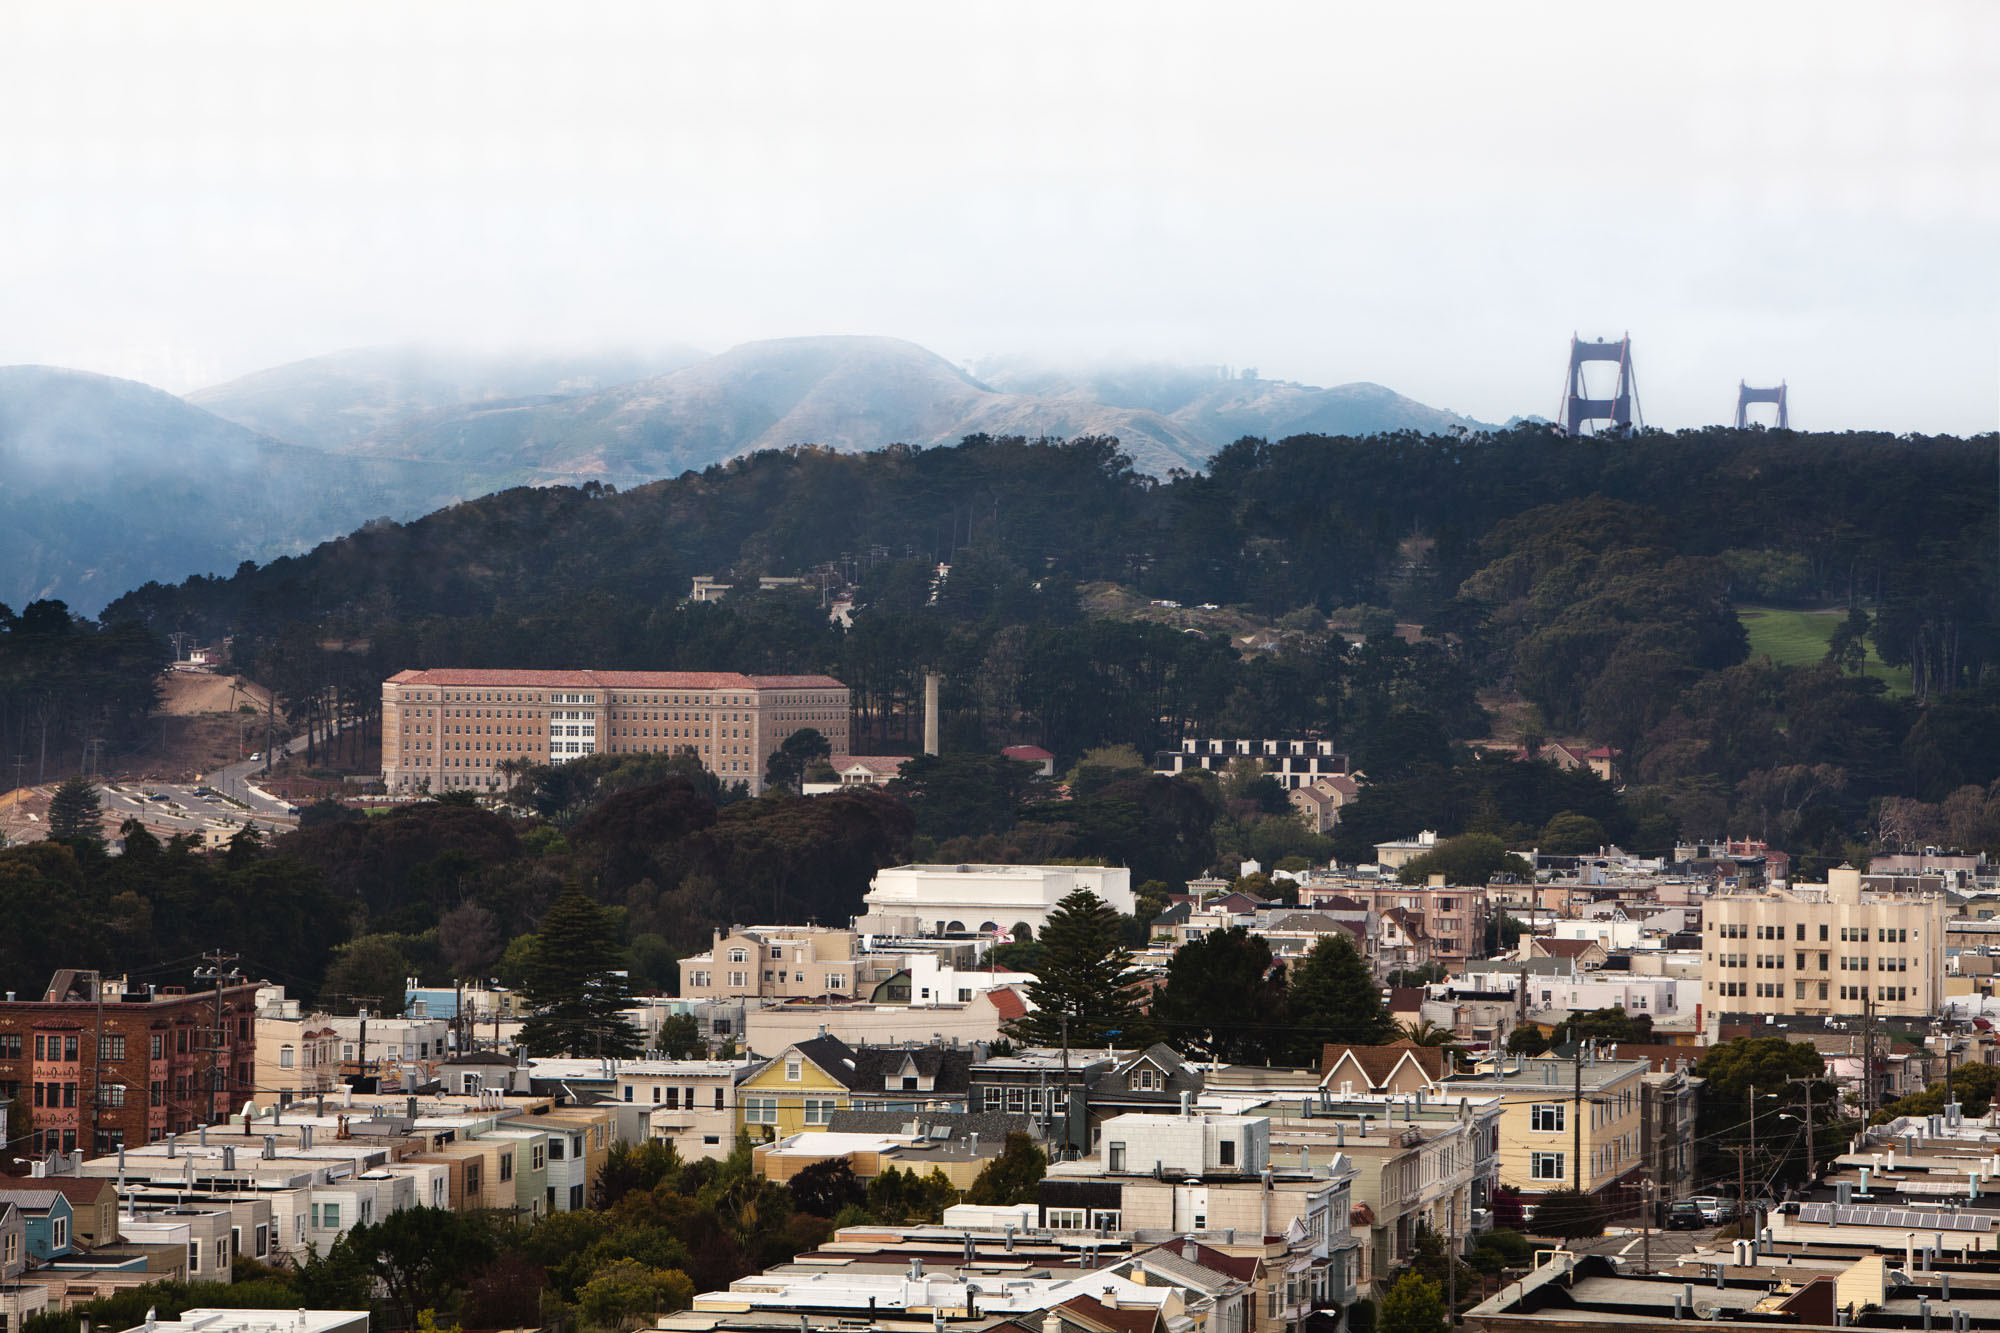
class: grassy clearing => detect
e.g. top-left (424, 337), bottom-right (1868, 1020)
top-left (1737, 604), bottom-right (1912, 695)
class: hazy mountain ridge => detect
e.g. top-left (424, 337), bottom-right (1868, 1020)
top-left (0, 338), bottom-right (1492, 615)
top-left (188, 344), bottom-right (707, 452)
top-left (0, 366), bottom-right (456, 613)
top-left (340, 336), bottom-right (1217, 480)
top-left (975, 355), bottom-right (1486, 438)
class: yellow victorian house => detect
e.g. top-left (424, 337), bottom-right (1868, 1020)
top-left (737, 1034), bottom-right (865, 1139)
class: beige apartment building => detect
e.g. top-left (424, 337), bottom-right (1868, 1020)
top-left (679, 926), bottom-right (862, 1002)
top-left (380, 668), bottom-right (849, 795)
top-left (1449, 1052), bottom-right (1651, 1206)
top-left (1302, 879), bottom-right (1490, 966)
top-left (1700, 865), bottom-right (1947, 1018)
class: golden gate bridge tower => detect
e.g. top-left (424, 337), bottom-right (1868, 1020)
top-left (1734, 380), bottom-right (1789, 429)
top-left (1557, 333), bottom-right (1641, 436)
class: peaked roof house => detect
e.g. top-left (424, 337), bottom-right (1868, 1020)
top-left (1318, 1040), bottom-right (1449, 1095)
top-left (0, 1176), bottom-right (118, 1250)
top-left (847, 1045), bottom-right (976, 1111)
top-left (737, 1033), bottom-right (866, 1140)
top-left (5, 1189), bottom-right (72, 1262)
top-left (1083, 1044), bottom-right (1205, 1129)
top-left (1522, 936), bottom-right (1608, 969)
top-left (1290, 774), bottom-right (1362, 835)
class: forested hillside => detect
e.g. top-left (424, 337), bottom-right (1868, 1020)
top-left (3, 423), bottom-right (1995, 1005)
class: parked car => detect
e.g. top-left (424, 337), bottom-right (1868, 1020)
top-left (1691, 1196), bottom-right (1740, 1224)
top-left (1666, 1201), bottom-right (1706, 1230)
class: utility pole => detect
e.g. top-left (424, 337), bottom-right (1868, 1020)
top-left (88, 969), bottom-right (104, 1156)
top-left (1061, 1013), bottom-right (1072, 1162)
top-left (194, 952), bottom-right (242, 1125)
top-left (1639, 1168), bottom-right (1654, 1274)
top-left (1748, 1082), bottom-right (1758, 1227)
top-left (1573, 1044), bottom-right (1584, 1192)
top-left (1446, 1191), bottom-right (1458, 1322)
top-left (1732, 1144), bottom-right (1751, 1226)
top-left (1861, 995), bottom-right (1877, 1121)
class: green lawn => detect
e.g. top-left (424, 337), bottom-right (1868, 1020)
top-left (1737, 604), bottom-right (1911, 695)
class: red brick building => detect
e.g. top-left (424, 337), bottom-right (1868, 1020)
top-left (0, 970), bottom-right (259, 1157)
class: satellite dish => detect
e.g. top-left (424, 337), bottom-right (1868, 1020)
top-left (1693, 1302), bottom-right (1720, 1320)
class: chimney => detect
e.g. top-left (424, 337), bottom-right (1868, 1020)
top-left (1180, 1091), bottom-right (1192, 1118)
top-left (302, 1125), bottom-right (314, 1150)
top-left (924, 673), bottom-right (942, 756)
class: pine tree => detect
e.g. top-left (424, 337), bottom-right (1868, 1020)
top-left (1283, 932), bottom-right (1394, 1063)
top-left (45, 775), bottom-right (104, 847)
top-left (1007, 889), bottom-right (1149, 1047)
top-left (519, 882), bottom-right (643, 1057)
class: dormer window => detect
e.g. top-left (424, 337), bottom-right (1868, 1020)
top-left (1133, 1067), bottom-right (1161, 1091)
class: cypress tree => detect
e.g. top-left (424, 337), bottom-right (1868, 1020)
top-left (1283, 932), bottom-right (1394, 1062)
top-left (46, 775), bottom-right (104, 847)
top-left (519, 881), bottom-right (642, 1057)
top-left (1007, 889), bottom-right (1149, 1047)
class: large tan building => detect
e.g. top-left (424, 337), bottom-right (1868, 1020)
top-left (1699, 865), bottom-right (1947, 1019)
top-left (678, 926), bottom-right (862, 1003)
top-left (381, 668), bottom-right (850, 795)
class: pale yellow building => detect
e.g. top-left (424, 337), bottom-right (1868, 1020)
top-left (1700, 865), bottom-right (1947, 1018)
top-left (1449, 1052), bottom-right (1649, 1204)
top-left (254, 988), bottom-right (341, 1105)
top-left (381, 668), bottom-right (850, 795)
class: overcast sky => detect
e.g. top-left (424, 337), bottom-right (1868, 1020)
top-left (1, 1), bottom-right (1994, 433)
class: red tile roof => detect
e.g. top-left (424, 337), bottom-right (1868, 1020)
top-left (1001, 745), bottom-right (1055, 761)
top-left (386, 669), bottom-right (845, 690)
top-left (988, 986), bottom-right (1029, 1020)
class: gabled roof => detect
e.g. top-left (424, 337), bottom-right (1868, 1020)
top-left (775, 1034), bottom-right (864, 1090)
top-left (849, 1045), bottom-right (974, 1093)
top-left (1057, 1294), bottom-right (1160, 1333)
top-left (0, 1189), bottom-right (68, 1216)
top-left (1382, 907), bottom-right (1428, 936)
top-left (1318, 1039), bottom-right (1447, 1089)
top-left (833, 754), bottom-right (910, 776)
top-left (1091, 1043), bottom-right (1203, 1100)
top-left (0, 1178), bottom-right (114, 1208)
top-left (1534, 937), bottom-right (1603, 959)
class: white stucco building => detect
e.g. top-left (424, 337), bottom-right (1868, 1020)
top-left (857, 864), bottom-right (1135, 938)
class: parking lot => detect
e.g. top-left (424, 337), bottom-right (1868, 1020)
top-left (99, 778), bottom-right (292, 843)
